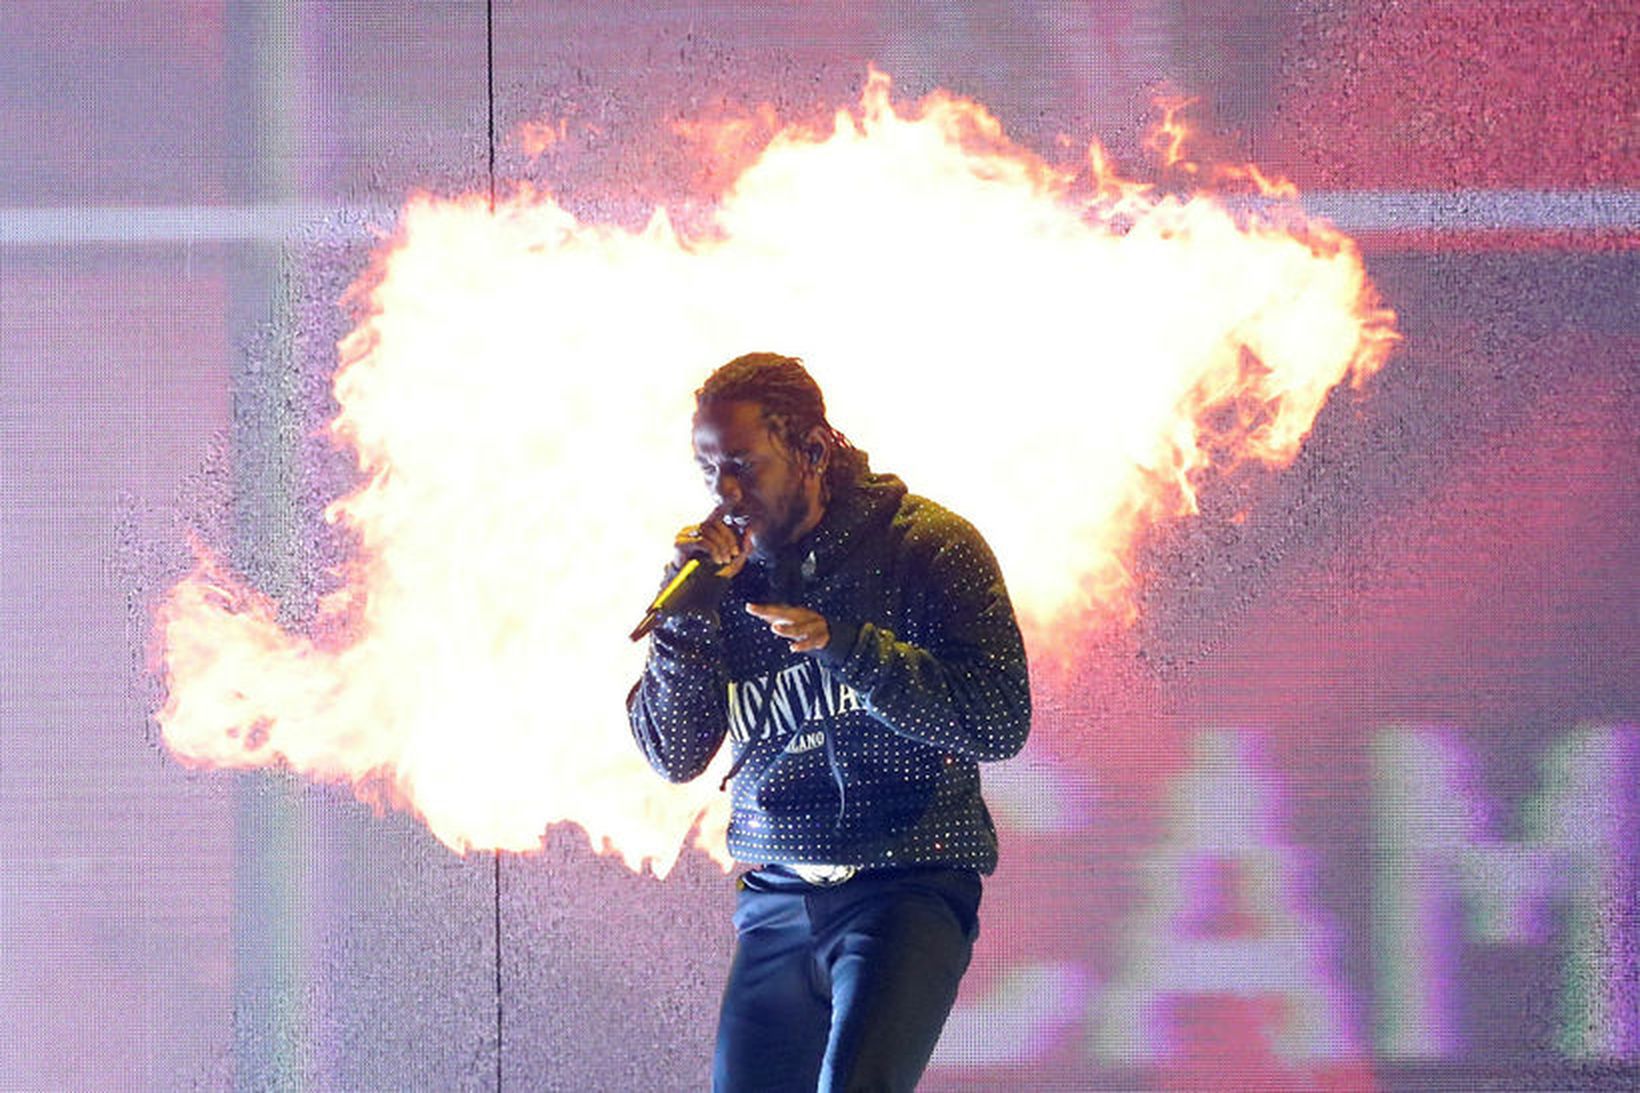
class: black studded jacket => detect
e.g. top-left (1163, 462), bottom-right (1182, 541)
top-left (627, 472), bottom-right (1031, 873)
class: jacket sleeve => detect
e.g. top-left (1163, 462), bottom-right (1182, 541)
top-left (815, 514), bottom-right (1031, 762)
top-left (626, 599), bottom-right (731, 784)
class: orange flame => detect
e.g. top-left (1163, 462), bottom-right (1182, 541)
top-left (1148, 96), bottom-right (1199, 173)
top-left (515, 117), bottom-right (568, 160)
top-left (672, 102), bottom-right (784, 191)
top-left (152, 70), bottom-right (1397, 873)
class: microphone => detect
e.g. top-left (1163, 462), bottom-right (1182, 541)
top-left (630, 505), bottom-right (743, 641)
top-left (629, 558), bottom-right (726, 641)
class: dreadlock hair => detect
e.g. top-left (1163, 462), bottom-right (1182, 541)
top-left (695, 352), bottom-right (870, 495)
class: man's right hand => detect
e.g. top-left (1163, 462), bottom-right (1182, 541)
top-left (673, 508), bottom-right (751, 579)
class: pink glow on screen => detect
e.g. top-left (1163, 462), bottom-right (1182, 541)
top-left (2, 1), bottom-right (1635, 1088)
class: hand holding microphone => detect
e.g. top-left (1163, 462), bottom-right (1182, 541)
top-left (629, 505), bottom-right (750, 641)
top-left (672, 502), bottom-right (752, 578)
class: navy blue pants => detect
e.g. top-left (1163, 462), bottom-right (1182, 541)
top-left (712, 865), bottom-right (982, 1093)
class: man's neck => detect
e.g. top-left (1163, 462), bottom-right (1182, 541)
top-left (786, 483), bottom-right (828, 546)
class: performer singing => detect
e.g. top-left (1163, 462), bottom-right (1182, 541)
top-left (628, 352), bottom-right (1031, 1092)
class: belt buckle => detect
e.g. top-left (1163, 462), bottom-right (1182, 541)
top-left (791, 863), bottom-right (859, 886)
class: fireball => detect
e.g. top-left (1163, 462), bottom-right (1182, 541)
top-left (152, 70), bottom-right (1396, 875)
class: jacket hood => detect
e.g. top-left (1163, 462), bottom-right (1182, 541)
top-left (788, 472), bottom-right (908, 576)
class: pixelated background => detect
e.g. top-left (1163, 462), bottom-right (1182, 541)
top-left (2, 2), bottom-right (1636, 1089)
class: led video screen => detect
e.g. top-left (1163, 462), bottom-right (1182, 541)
top-left (3, 3), bottom-right (1635, 1089)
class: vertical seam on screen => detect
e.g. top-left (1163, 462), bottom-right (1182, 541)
top-left (486, 4), bottom-right (503, 1087)
top-left (487, 0), bottom-right (498, 216)
top-left (494, 849), bottom-right (503, 1091)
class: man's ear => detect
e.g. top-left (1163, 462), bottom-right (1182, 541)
top-left (803, 427), bottom-right (829, 470)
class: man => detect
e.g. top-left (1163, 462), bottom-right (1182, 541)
top-left (628, 352), bottom-right (1031, 1091)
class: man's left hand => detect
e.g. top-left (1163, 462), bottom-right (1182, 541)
top-left (745, 603), bottom-right (831, 653)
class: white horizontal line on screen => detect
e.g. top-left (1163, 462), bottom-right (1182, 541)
top-left (0, 190), bottom-right (1635, 245)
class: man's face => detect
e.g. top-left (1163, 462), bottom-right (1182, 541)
top-left (692, 400), bottom-right (821, 557)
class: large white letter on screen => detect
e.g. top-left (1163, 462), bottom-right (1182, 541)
top-left (1374, 727), bottom-right (1637, 1059)
top-left (1096, 731), bottom-right (1359, 1062)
